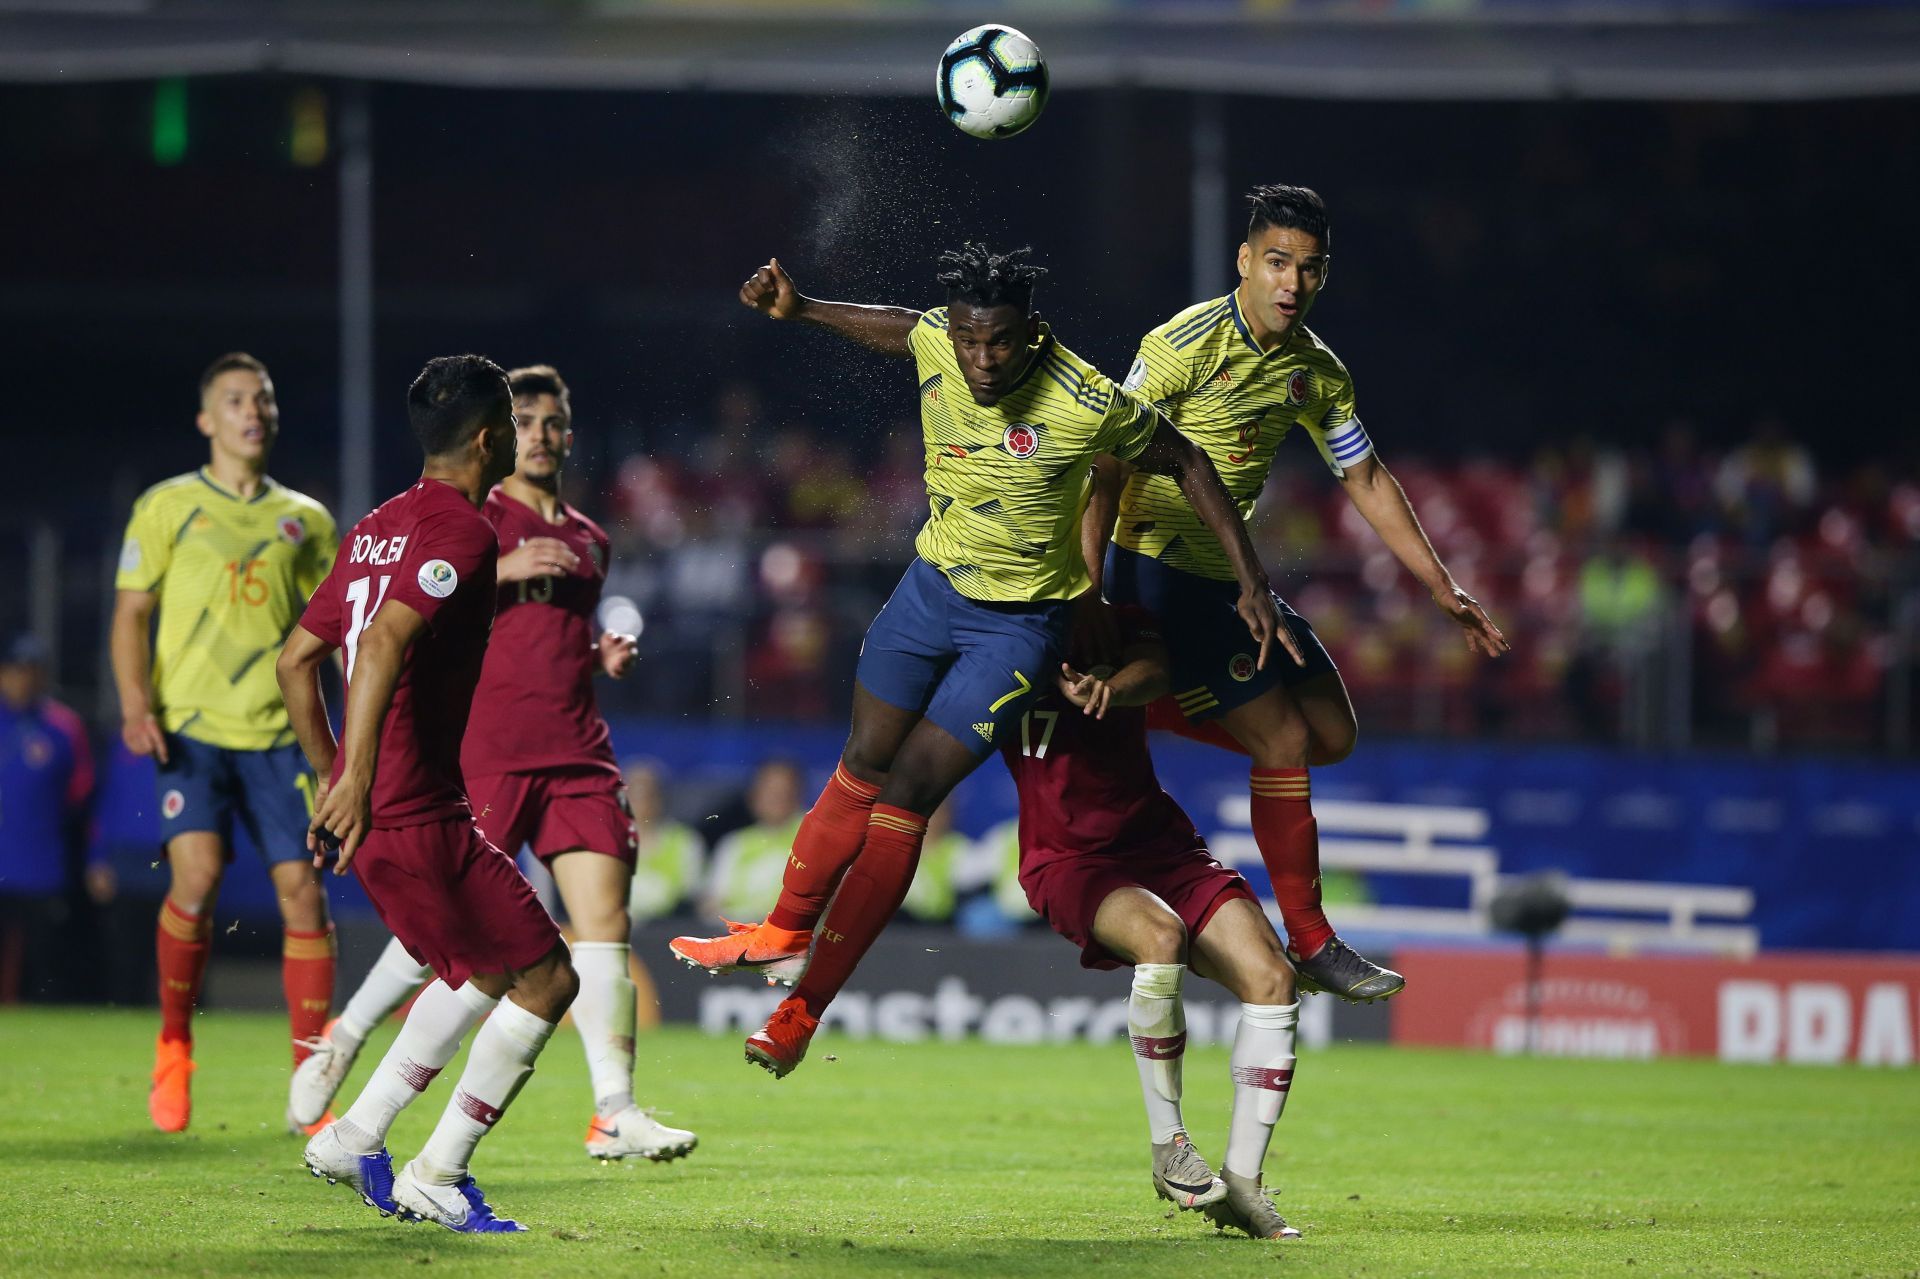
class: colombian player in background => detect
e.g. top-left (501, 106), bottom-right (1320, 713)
top-left (1089, 186), bottom-right (1508, 1001)
top-left (1007, 610), bottom-right (1305, 1242)
top-left (109, 353), bottom-right (339, 1134)
top-left (288, 365), bottom-right (696, 1163)
top-left (277, 356), bottom-right (578, 1233)
top-left (672, 244), bottom-right (1302, 1078)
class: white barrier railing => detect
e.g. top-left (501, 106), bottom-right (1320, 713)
top-left (1211, 797), bottom-right (1759, 957)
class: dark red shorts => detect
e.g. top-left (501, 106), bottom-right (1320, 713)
top-left (468, 769), bottom-right (637, 866)
top-left (1020, 840), bottom-right (1257, 971)
top-left (353, 818), bottom-right (563, 989)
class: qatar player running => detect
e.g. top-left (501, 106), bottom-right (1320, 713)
top-left (1009, 609), bottom-right (1304, 1241)
top-left (277, 356), bottom-right (576, 1233)
top-left (287, 366), bottom-right (695, 1163)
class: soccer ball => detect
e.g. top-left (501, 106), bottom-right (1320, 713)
top-left (936, 25), bottom-right (1049, 140)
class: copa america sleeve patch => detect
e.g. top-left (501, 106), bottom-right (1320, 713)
top-left (417, 558), bottom-right (459, 598)
top-left (1122, 356), bottom-right (1148, 392)
top-left (119, 538), bottom-right (142, 572)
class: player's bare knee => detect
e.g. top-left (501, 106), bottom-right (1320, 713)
top-left (1137, 912), bottom-right (1189, 966)
top-left (1312, 722), bottom-right (1357, 767)
top-left (1244, 963), bottom-right (1296, 1006)
top-left (167, 864), bottom-right (222, 914)
top-left (571, 906), bottom-right (631, 944)
top-left (276, 880), bottom-right (328, 933)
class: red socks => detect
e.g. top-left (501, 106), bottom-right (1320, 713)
top-left (766, 764), bottom-right (881, 933)
top-left (792, 805), bottom-right (926, 1018)
top-left (156, 899), bottom-right (212, 1046)
top-left (283, 926), bottom-right (337, 1065)
top-left (1249, 768), bottom-right (1335, 958)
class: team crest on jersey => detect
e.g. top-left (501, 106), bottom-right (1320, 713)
top-left (417, 558), bottom-right (458, 598)
top-left (162, 789), bottom-right (186, 820)
top-left (1002, 423), bottom-right (1040, 459)
top-left (1228, 653), bottom-right (1256, 683)
top-left (277, 516), bottom-right (306, 545)
top-left (1285, 368), bottom-right (1312, 407)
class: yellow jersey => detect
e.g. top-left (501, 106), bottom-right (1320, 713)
top-left (910, 308), bottom-right (1158, 602)
top-left (1114, 291), bottom-right (1371, 582)
top-left (117, 469), bottom-right (338, 750)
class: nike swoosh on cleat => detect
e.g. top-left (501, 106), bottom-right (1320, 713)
top-left (734, 954), bottom-right (799, 969)
top-left (1162, 1176), bottom-right (1216, 1196)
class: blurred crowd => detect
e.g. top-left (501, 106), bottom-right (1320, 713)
top-left (595, 388), bottom-right (1920, 752)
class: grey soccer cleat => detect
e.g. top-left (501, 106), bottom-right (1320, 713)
top-left (1204, 1170), bottom-right (1302, 1240)
top-left (1151, 1133), bottom-right (1228, 1210)
top-left (1289, 935), bottom-right (1406, 1003)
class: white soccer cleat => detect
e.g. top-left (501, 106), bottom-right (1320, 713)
top-left (393, 1160), bottom-right (526, 1233)
top-left (584, 1105), bottom-right (699, 1162)
top-left (288, 1019), bottom-right (361, 1130)
top-left (302, 1122), bottom-right (399, 1216)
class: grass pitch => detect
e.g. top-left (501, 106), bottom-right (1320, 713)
top-left (2, 1007), bottom-right (1916, 1277)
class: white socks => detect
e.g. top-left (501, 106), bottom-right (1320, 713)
top-left (1224, 1001), bottom-right (1299, 1180)
top-left (334, 979), bottom-right (496, 1153)
top-left (1129, 963), bottom-right (1189, 1144)
top-left (416, 995), bottom-right (558, 1185)
top-left (334, 937), bottom-right (432, 1052)
top-left (570, 941), bottom-right (638, 1116)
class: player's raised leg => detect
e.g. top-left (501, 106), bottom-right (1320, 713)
top-left (669, 676), bottom-right (917, 981)
top-left (393, 941), bottom-right (578, 1232)
top-left (150, 832), bottom-right (221, 1133)
top-left (1218, 679), bottom-right (1402, 1002)
top-left (289, 935), bottom-right (430, 1130)
top-left (552, 849), bottom-right (696, 1161)
top-left (1087, 886), bottom-right (1228, 1211)
top-left (748, 713), bottom-right (981, 1077)
top-left (1189, 897), bottom-right (1303, 1240)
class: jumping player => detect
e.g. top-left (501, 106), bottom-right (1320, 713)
top-left (110, 352), bottom-right (339, 1134)
top-left (1089, 185), bottom-right (1508, 1000)
top-left (671, 244), bottom-right (1301, 1077)
top-left (1011, 612), bottom-right (1305, 1242)
top-left (286, 365), bottom-right (695, 1164)
top-left (278, 355), bottom-right (577, 1232)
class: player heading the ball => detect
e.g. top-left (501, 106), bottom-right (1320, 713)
top-left (672, 244), bottom-right (1304, 1078)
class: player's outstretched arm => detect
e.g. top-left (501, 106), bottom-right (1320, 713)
top-left (1338, 454), bottom-right (1509, 658)
top-left (311, 599), bottom-right (430, 873)
top-left (109, 589), bottom-right (169, 764)
top-left (738, 257), bottom-right (918, 358)
top-left (1131, 418), bottom-right (1305, 672)
top-left (1056, 639), bottom-right (1172, 719)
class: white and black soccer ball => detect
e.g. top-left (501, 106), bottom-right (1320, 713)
top-left (935, 25), bottom-right (1048, 140)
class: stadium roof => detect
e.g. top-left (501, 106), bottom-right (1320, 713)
top-left (3, 1), bottom-right (1919, 101)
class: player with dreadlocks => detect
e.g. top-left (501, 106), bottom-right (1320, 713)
top-left (672, 244), bottom-right (1303, 1084)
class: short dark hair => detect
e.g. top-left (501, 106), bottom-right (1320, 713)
top-left (508, 364), bottom-right (569, 406)
top-left (199, 352), bottom-right (269, 398)
top-left (407, 355), bottom-right (510, 458)
top-left (935, 242), bottom-right (1047, 313)
top-left (1246, 184), bottom-right (1330, 248)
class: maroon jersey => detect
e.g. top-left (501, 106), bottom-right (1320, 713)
top-left (298, 479), bottom-right (499, 827)
top-left (997, 612), bottom-right (1203, 869)
top-left (459, 488), bottom-right (617, 778)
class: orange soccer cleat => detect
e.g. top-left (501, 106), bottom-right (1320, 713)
top-left (744, 998), bottom-right (819, 1079)
top-left (668, 919), bottom-right (811, 985)
top-left (149, 1036), bottom-right (196, 1133)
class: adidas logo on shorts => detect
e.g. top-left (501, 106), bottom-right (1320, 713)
top-left (972, 722), bottom-right (995, 742)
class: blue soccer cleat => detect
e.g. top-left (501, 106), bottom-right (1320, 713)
top-left (303, 1123), bottom-right (398, 1216)
top-left (393, 1161), bottom-right (527, 1233)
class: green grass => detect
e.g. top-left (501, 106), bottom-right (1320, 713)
top-left (2, 1007), bottom-right (1917, 1277)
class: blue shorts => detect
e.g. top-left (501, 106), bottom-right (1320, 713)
top-left (155, 735), bottom-right (316, 866)
top-left (1105, 544), bottom-right (1337, 722)
top-left (856, 559), bottom-right (1069, 760)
